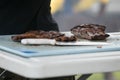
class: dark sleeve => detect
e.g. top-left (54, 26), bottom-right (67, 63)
top-left (36, 0), bottom-right (59, 31)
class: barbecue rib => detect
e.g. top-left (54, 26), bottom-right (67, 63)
top-left (71, 24), bottom-right (109, 40)
top-left (11, 30), bottom-right (77, 42)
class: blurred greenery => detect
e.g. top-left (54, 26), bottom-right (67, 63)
top-left (113, 71), bottom-right (120, 80)
top-left (76, 71), bottom-right (120, 80)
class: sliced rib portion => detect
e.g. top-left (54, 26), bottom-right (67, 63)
top-left (71, 24), bottom-right (109, 40)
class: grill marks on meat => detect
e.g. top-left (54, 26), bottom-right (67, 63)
top-left (11, 30), bottom-right (77, 42)
top-left (55, 36), bottom-right (77, 42)
top-left (71, 24), bottom-right (110, 40)
top-left (12, 30), bottom-right (63, 41)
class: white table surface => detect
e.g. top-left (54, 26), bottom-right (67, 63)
top-left (0, 32), bottom-right (120, 79)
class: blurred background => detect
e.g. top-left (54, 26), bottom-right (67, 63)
top-left (50, 0), bottom-right (120, 32)
top-left (50, 0), bottom-right (120, 80)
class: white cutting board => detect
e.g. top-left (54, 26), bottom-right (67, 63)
top-left (0, 32), bottom-right (120, 57)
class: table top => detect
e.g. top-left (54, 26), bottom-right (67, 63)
top-left (0, 32), bottom-right (120, 79)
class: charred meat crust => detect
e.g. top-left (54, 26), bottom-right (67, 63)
top-left (71, 24), bottom-right (110, 40)
top-left (11, 30), bottom-right (77, 42)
